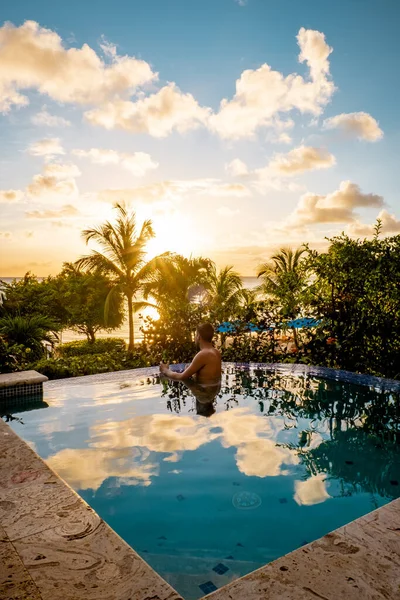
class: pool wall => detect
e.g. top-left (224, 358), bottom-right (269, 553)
top-left (1, 363), bottom-right (400, 600)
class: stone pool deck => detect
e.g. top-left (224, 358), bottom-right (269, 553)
top-left (1, 363), bottom-right (400, 600)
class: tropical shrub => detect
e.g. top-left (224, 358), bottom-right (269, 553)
top-left (57, 338), bottom-right (126, 357)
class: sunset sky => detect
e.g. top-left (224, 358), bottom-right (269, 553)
top-left (0, 0), bottom-right (399, 276)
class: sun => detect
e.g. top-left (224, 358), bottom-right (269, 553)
top-left (145, 212), bottom-right (204, 259)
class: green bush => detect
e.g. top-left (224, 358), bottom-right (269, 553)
top-left (57, 338), bottom-right (126, 357)
top-left (33, 348), bottom-right (153, 379)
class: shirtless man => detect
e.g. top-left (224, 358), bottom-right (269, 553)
top-left (159, 322), bottom-right (221, 384)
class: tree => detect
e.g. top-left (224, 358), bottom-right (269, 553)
top-left (307, 232), bottom-right (400, 378)
top-left (0, 273), bottom-right (67, 325)
top-left (0, 314), bottom-right (59, 359)
top-left (257, 247), bottom-right (309, 349)
top-left (203, 264), bottom-right (244, 324)
top-left (142, 254), bottom-right (211, 321)
top-left (75, 203), bottom-right (166, 351)
top-left (56, 264), bottom-right (124, 343)
top-left (141, 254), bottom-right (211, 350)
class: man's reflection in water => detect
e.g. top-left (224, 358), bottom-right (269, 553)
top-left (182, 379), bottom-right (221, 417)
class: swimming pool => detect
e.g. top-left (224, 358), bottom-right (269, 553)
top-left (5, 365), bottom-right (400, 599)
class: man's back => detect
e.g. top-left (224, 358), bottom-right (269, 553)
top-left (194, 347), bottom-right (221, 383)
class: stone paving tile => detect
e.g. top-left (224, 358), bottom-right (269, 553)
top-left (0, 523), bottom-right (42, 600)
top-left (201, 498), bottom-right (400, 600)
top-left (0, 419), bottom-right (182, 600)
top-left (13, 519), bottom-right (182, 600)
top-left (0, 476), bottom-right (100, 543)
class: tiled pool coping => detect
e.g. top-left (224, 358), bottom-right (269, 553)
top-left (1, 363), bottom-right (400, 599)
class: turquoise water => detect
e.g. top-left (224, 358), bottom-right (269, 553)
top-left (5, 367), bottom-right (400, 599)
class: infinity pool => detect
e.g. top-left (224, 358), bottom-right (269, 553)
top-left (5, 366), bottom-right (400, 599)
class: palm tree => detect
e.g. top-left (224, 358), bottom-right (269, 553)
top-left (75, 203), bottom-right (167, 351)
top-left (257, 246), bottom-right (308, 348)
top-left (203, 264), bottom-right (244, 323)
top-left (142, 254), bottom-right (211, 319)
top-left (0, 314), bottom-right (59, 358)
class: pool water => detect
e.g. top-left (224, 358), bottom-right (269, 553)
top-left (5, 366), bottom-right (400, 599)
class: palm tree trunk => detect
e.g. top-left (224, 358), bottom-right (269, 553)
top-left (127, 292), bottom-right (134, 352)
top-left (292, 326), bottom-right (299, 351)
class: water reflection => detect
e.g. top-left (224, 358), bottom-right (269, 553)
top-left (7, 368), bottom-right (400, 504)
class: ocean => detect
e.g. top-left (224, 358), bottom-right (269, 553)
top-left (0, 276), bottom-right (259, 344)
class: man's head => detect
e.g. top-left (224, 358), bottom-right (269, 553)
top-left (195, 322), bottom-right (214, 345)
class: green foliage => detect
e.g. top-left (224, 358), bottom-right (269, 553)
top-left (142, 254), bottom-right (211, 322)
top-left (0, 273), bottom-right (67, 324)
top-left (257, 246), bottom-right (309, 320)
top-left (56, 265), bottom-right (124, 342)
top-left (306, 232), bottom-right (400, 378)
top-left (57, 338), bottom-right (126, 357)
top-left (203, 264), bottom-right (245, 324)
top-left (33, 352), bottom-right (146, 379)
top-left (0, 336), bottom-right (31, 373)
top-left (0, 314), bottom-right (59, 360)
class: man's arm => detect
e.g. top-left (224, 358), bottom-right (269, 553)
top-left (160, 352), bottom-right (206, 381)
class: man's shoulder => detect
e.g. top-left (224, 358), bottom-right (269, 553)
top-left (197, 347), bottom-right (221, 358)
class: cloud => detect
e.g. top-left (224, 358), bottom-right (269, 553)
top-left (25, 204), bottom-right (80, 219)
top-left (0, 20), bottom-right (156, 113)
top-left (226, 159), bottom-right (249, 177)
top-left (268, 145), bottom-right (336, 176)
top-left (0, 231), bottom-right (12, 239)
top-left (210, 183), bottom-right (251, 197)
top-left (26, 174), bottom-right (78, 200)
top-left (84, 83), bottom-right (210, 137)
top-left (47, 447), bottom-right (158, 491)
top-left (96, 178), bottom-right (251, 206)
top-left (217, 206), bottom-right (240, 217)
top-left (43, 162), bottom-right (81, 179)
top-left (28, 137), bottom-right (64, 157)
top-left (287, 181), bottom-right (384, 228)
top-left (31, 105), bottom-right (71, 127)
top-left (235, 0), bottom-right (247, 5)
top-left (209, 27), bottom-right (334, 139)
top-left (323, 111), bottom-right (383, 141)
top-left (348, 210), bottom-right (400, 237)
top-left (0, 189), bottom-right (24, 203)
top-left (294, 474), bottom-right (331, 506)
top-left (72, 148), bottom-right (158, 176)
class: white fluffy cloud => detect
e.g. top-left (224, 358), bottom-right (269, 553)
top-left (27, 174), bottom-right (78, 200)
top-left (288, 181), bottom-right (384, 228)
top-left (323, 111), bottom-right (383, 141)
top-left (26, 204), bottom-right (80, 219)
top-left (28, 137), bottom-right (64, 157)
top-left (226, 159), bottom-right (249, 177)
top-left (0, 20), bottom-right (156, 113)
top-left (43, 162), bottom-right (81, 179)
top-left (268, 145), bottom-right (336, 175)
top-left (349, 210), bottom-right (400, 236)
top-left (209, 27), bottom-right (334, 139)
top-left (72, 148), bottom-right (158, 176)
top-left (84, 83), bottom-right (210, 137)
top-left (0, 189), bottom-right (24, 203)
top-left (31, 106), bottom-right (71, 127)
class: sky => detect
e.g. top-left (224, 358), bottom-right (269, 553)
top-left (0, 0), bottom-right (399, 276)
